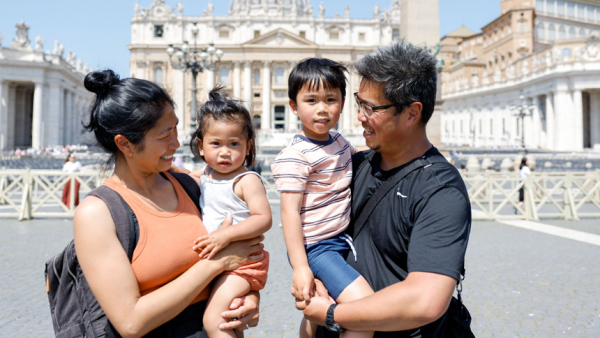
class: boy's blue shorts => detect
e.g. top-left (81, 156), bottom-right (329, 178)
top-left (305, 233), bottom-right (361, 300)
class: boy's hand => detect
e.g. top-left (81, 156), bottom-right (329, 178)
top-left (193, 228), bottom-right (231, 259)
top-left (291, 265), bottom-right (315, 301)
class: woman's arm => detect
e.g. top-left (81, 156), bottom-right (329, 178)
top-left (74, 196), bottom-right (264, 338)
top-left (194, 173), bottom-right (272, 259)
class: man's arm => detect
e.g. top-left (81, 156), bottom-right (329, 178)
top-left (303, 271), bottom-right (455, 331)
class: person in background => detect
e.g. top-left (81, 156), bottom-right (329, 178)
top-left (517, 157), bottom-right (531, 212)
top-left (61, 151), bottom-right (83, 208)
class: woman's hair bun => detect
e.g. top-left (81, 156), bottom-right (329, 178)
top-left (84, 70), bottom-right (120, 95)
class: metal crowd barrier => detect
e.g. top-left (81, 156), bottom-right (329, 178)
top-left (2, 169), bottom-right (599, 221)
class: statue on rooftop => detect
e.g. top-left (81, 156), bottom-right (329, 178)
top-left (53, 40), bottom-right (59, 54)
top-left (374, 4), bottom-right (380, 19)
top-left (319, 2), bottom-right (325, 18)
top-left (345, 4), bottom-right (350, 18)
top-left (177, 2), bottom-right (184, 16)
top-left (35, 35), bottom-right (44, 52)
top-left (134, 2), bottom-right (140, 16)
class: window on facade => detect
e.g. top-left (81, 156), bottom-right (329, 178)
top-left (274, 91), bottom-right (286, 98)
top-left (557, 0), bottom-right (565, 15)
top-left (520, 22), bottom-right (526, 31)
top-left (548, 23), bottom-right (556, 40)
top-left (547, 0), bottom-right (555, 14)
top-left (253, 115), bottom-right (261, 129)
top-left (577, 3), bottom-right (585, 19)
top-left (154, 67), bottom-right (163, 85)
top-left (329, 32), bottom-right (340, 40)
top-left (253, 70), bottom-right (260, 84)
top-left (520, 39), bottom-right (526, 46)
top-left (536, 0), bottom-right (544, 12)
top-left (392, 29), bottom-right (400, 40)
top-left (219, 30), bottom-right (230, 38)
top-left (562, 47), bottom-right (572, 59)
top-left (275, 67), bottom-right (285, 85)
top-left (559, 25), bottom-right (566, 39)
top-left (299, 31), bottom-right (306, 39)
top-left (274, 105), bottom-right (286, 130)
top-left (254, 30), bottom-right (260, 38)
top-left (254, 93), bottom-right (260, 97)
top-left (154, 25), bottom-right (164, 38)
top-left (588, 5), bottom-right (595, 21)
top-left (568, 2), bottom-right (575, 17)
top-left (219, 68), bottom-right (229, 84)
top-left (580, 27), bottom-right (586, 37)
top-left (569, 26), bottom-right (576, 39)
top-left (359, 32), bottom-right (365, 41)
top-left (537, 22), bottom-right (545, 40)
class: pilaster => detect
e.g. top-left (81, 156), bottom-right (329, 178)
top-left (572, 89), bottom-right (583, 150)
top-left (32, 82), bottom-right (44, 148)
top-left (546, 93), bottom-right (555, 150)
top-left (243, 61), bottom-right (252, 112)
top-left (233, 61), bottom-right (241, 99)
top-left (262, 60), bottom-right (272, 130)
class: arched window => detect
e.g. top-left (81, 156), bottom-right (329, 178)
top-left (580, 27), bottom-right (587, 37)
top-left (536, 22), bottom-right (545, 40)
top-left (275, 67), bottom-right (285, 85)
top-left (253, 70), bottom-right (260, 85)
top-left (558, 25), bottom-right (566, 40)
top-left (548, 23), bottom-right (556, 40)
top-left (219, 67), bottom-right (230, 84)
top-left (569, 26), bottom-right (576, 39)
top-left (154, 67), bottom-right (163, 85)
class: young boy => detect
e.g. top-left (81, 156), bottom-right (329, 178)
top-left (271, 58), bottom-right (374, 338)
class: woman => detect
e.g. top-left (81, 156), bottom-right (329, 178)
top-left (61, 151), bottom-right (82, 208)
top-left (517, 157), bottom-right (531, 211)
top-left (74, 70), bottom-right (264, 338)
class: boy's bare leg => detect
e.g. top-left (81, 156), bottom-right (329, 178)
top-left (336, 276), bottom-right (375, 338)
top-left (300, 316), bottom-right (318, 338)
top-left (204, 274), bottom-right (252, 338)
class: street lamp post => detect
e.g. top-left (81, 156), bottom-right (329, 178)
top-left (166, 22), bottom-right (223, 132)
top-left (509, 95), bottom-right (535, 151)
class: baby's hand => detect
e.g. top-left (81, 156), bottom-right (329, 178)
top-left (291, 265), bottom-right (315, 301)
top-left (192, 228), bottom-right (231, 259)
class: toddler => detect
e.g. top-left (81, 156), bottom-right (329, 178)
top-left (271, 58), bottom-right (374, 338)
top-left (190, 87), bottom-right (271, 338)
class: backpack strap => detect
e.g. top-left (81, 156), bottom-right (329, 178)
top-left (168, 172), bottom-right (202, 214)
top-left (87, 186), bottom-right (138, 262)
top-left (351, 154), bottom-right (450, 240)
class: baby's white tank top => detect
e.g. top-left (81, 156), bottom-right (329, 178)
top-left (199, 166), bottom-right (262, 233)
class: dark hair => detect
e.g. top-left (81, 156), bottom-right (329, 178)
top-left (64, 151), bottom-right (75, 164)
top-left (520, 157), bottom-right (528, 169)
top-left (83, 69), bottom-right (175, 168)
top-left (355, 40), bottom-right (438, 125)
top-left (190, 86), bottom-right (256, 167)
top-left (288, 58), bottom-right (348, 103)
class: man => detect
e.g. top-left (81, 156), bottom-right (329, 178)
top-left (301, 41), bottom-right (471, 337)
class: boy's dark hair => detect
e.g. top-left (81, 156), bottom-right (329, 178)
top-left (288, 58), bottom-right (348, 103)
top-left (190, 86), bottom-right (256, 166)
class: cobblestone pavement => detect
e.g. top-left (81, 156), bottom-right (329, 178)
top-left (1, 213), bottom-right (599, 337)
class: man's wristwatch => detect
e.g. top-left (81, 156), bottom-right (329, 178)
top-left (325, 304), bottom-right (346, 332)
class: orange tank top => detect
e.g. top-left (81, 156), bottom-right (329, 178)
top-left (103, 173), bottom-right (209, 304)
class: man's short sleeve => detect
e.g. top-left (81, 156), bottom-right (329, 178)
top-left (271, 148), bottom-right (310, 192)
top-left (407, 187), bottom-right (470, 281)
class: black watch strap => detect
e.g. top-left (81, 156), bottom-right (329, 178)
top-left (325, 304), bottom-right (346, 332)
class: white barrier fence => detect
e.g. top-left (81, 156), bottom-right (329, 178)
top-left (1, 169), bottom-right (599, 221)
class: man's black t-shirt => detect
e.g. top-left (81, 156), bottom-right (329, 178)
top-left (317, 147), bottom-right (471, 338)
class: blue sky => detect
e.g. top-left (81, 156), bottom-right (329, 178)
top-left (0, 0), bottom-right (499, 77)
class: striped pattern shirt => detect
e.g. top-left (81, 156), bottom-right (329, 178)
top-left (271, 132), bottom-right (355, 245)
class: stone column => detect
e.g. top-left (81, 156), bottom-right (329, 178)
top-left (546, 93), bottom-right (555, 150)
top-left (261, 61), bottom-right (272, 130)
top-left (243, 61), bottom-right (252, 112)
top-left (70, 93), bottom-right (78, 144)
top-left (288, 61), bottom-right (298, 132)
top-left (589, 92), bottom-right (600, 148)
top-left (553, 90), bottom-right (574, 151)
top-left (342, 71), bottom-right (352, 133)
top-left (572, 89), bottom-right (583, 150)
top-left (45, 83), bottom-right (64, 146)
top-left (0, 80), bottom-right (5, 152)
top-left (63, 90), bottom-right (72, 145)
top-left (173, 69), bottom-right (185, 135)
top-left (6, 84), bottom-right (16, 150)
top-left (206, 69), bottom-right (215, 94)
top-left (32, 82), bottom-right (44, 149)
top-left (233, 61), bottom-right (241, 99)
top-left (532, 96), bottom-right (542, 148)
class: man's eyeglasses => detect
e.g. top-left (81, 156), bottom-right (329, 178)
top-left (353, 92), bottom-right (407, 119)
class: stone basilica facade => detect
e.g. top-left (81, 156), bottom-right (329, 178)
top-left (441, 0), bottom-right (600, 151)
top-left (0, 22), bottom-right (93, 151)
top-left (129, 0), bottom-right (404, 144)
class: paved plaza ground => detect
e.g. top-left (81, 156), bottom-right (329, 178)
top-left (1, 208), bottom-right (599, 337)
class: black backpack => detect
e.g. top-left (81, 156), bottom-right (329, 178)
top-left (45, 173), bottom-right (201, 338)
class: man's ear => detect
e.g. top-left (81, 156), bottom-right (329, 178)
top-left (289, 99), bottom-right (299, 115)
top-left (405, 102), bottom-right (423, 128)
top-left (114, 135), bottom-right (133, 157)
top-left (197, 138), bottom-right (204, 156)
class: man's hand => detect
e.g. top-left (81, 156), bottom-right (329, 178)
top-left (220, 292), bottom-right (260, 330)
top-left (292, 265), bottom-right (315, 301)
top-left (193, 228), bottom-right (231, 259)
top-left (301, 279), bottom-right (334, 326)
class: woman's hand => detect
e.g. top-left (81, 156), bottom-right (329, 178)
top-left (219, 291), bottom-right (261, 331)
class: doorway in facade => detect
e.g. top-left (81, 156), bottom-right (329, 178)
top-left (274, 105), bottom-right (286, 130)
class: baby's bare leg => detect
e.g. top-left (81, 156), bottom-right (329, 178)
top-left (204, 274), bottom-right (252, 338)
top-left (299, 316), bottom-right (318, 338)
top-left (336, 276), bottom-right (375, 338)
